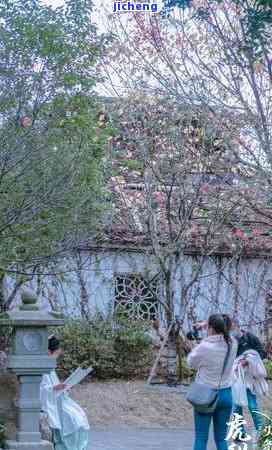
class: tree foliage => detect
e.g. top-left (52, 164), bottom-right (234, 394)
top-left (166, 0), bottom-right (272, 52)
top-left (107, 95), bottom-right (248, 331)
top-left (104, 5), bottom-right (272, 237)
top-left (101, 2), bottom-right (272, 338)
top-left (0, 0), bottom-right (111, 270)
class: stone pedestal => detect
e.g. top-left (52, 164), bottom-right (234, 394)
top-left (0, 291), bottom-right (63, 450)
top-left (6, 440), bottom-right (53, 449)
top-left (5, 352), bottom-right (57, 450)
top-left (16, 374), bottom-right (43, 443)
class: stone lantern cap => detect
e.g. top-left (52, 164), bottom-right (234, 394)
top-left (0, 290), bottom-right (64, 327)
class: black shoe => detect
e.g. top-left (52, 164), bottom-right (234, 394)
top-left (167, 381), bottom-right (178, 387)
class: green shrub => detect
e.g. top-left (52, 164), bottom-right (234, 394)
top-left (264, 359), bottom-right (272, 380)
top-left (177, 357), bottom-right (196, 382)
top-left (55, 316), bottom-right (153, 380)
top-left (0, 422), bottom-right (7, 448)
top-left (0, 317), bottom-right (12, 353)
top-left (258, 416), bottom-right (272, 450)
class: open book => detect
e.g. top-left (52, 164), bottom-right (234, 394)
top-left (58, 366), bottom-right (94, 395)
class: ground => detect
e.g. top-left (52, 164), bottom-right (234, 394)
top-left (71, 381), bottom-right (269, 449)
top-left (72, 381), bottom-right (193, 428)
top-left (89, 428), bottom-right (216, 450)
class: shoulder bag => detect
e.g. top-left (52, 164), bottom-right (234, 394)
top-left (186, 342), bottom-right (231, 414)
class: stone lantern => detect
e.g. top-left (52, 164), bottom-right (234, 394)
top-left (0, 290), bottom-right (64, 450)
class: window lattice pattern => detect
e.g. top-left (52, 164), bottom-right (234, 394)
top-left (114, 274), bottom-right (159, 320)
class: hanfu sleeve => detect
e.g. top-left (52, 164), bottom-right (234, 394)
top-left (40, 374), bottom-right (61, 430)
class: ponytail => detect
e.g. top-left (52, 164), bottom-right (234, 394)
top-left (208, 314), bottom-right (231, 346)
top-left (222, 314), bottom-right (232, 346)
top-left (223, 329), bottom-right (230, 346)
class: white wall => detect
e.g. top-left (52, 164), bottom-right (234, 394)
top-left (5, 251), bottom-right (272, 335)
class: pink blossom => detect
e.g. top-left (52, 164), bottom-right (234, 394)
top-left (191, 224), bottom-right (199, 236)
top-left (233, 228), bottom-right (248, 240)
top-left (252, 228), bottom-right (262, 236)
top-left (200, 183), bottom-right (210, 193)
top-left (176, 34), bottom-right (183, 47)
top-left (153, 191), bottom-right (166, 205)
top-left (254, 63), bottom-right (264, 74)
top-left (192, 0), bottom-right (207, 6)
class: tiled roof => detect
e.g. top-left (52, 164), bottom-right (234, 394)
top-left (79, 181), bottom-right (272, 257)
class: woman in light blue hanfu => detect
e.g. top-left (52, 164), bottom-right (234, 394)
top-left (40, 335), bottom-right (89, 450)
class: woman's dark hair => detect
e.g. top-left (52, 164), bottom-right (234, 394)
top-left (208, 314), bottom-right (230, 345)
top-left (222, 314), bottom-right (232, 333)
top-left (48, 335), bottom-right (60, 352)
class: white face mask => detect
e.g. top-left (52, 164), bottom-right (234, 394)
top-left (230, 331), bottom-right (240, 339)
top-left (199, 329), bottom-right (208, 338)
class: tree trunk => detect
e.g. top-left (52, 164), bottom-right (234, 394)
top-left (3, 279), bottom-right (25, 312)
top-left (0, 270), bottom-right (32, 314)
top-left (147, 322), bottom-right (173, 384)
top-left (75, 253), bottom-right (90, 320)
top-left (0, 273), bottom-right (6, 314)
top-left (78, 271), bottom-right (89, 320)
top-left (166, 335), bottom-right (177, 384)
top-left (164, 268), bottom-right (178, 384)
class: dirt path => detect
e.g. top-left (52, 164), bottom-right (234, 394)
top-left (71, 380), bottom-right (272, 428)
top-left (72, 381), bottom-right (194, 428)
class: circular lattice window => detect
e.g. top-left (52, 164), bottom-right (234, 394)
top-left (114, 274), bottom-right (159, 320)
